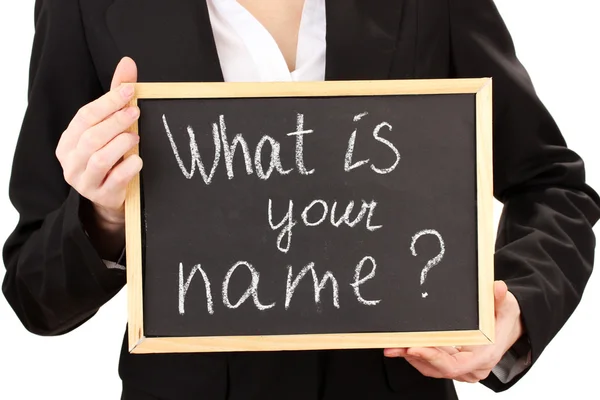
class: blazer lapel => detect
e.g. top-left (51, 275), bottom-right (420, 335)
top-left (325, 0), bottom-right (411, 80)
top-left (106, 0), bottom-right (410, 83)
top-left (106, 0), bottom-right (224, 83)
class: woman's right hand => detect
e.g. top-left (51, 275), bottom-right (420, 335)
top-left (55, 57), bottom-right (142, 258)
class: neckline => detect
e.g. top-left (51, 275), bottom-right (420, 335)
top-left (217, 0), bottom-right (314, 81)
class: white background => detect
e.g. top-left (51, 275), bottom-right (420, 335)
top-left (0, 1), bottom-right (598, 399)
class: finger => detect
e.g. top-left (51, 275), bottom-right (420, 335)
top-left (58, 85), bottom-right (136, 158)
top-left (56, 57), bottom-right (137, 162)
top-left (111, 56), bottom-right (138, 90)
top-left (453, 374), bottom-right (480, 384)
top-left (437, 346), bottom-right (461, 356)
top-left (76, 106), bottom-right (140, 159)
top-left (64, 106), bottom-right (138, 184)
top-left (473, 369), bottom-right (491, 381)
top-left (455, 369), bottom-right (491, 383)
top-left (80, 133), bottom-right (140, 191)
top-left (385, 346), bottom-right (459, 358)
top-left (383, 348), bottom-right (408, 357)
top-left (96, 154), bottom-right (143, 210)
top-left (403, 357), bottom-right (446, 379)
top-left (58, 57), bottom-right (138, 155)
top-left (406, 347), bottom-right (482, 378)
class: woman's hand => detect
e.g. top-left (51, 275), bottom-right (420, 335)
top-left (383, 281), bottom-right (525, 383)
top-left (55, 57), bottom-right (142, 258)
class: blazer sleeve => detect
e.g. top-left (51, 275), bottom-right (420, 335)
top-left (448, 0), bottom-right (600, 391)
top-left (1, 0), bottom-right (126, 336)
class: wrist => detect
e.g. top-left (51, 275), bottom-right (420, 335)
top-left (93, 204), bottom-right (125, 229)
top-left (80, 199), bottom-right (125, 261)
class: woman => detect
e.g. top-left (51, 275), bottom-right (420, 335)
top-left (3, 0), bottom-right (599, 399)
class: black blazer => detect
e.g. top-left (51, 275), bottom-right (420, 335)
top-left (3, 0), bottom-right (599, 399)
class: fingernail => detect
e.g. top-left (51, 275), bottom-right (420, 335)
top-left (127, 107), bottom-right (140, 118)
top-left (120, 84), bottom-right (134, 99)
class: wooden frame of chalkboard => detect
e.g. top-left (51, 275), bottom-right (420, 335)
top-left (124, 78), bottom-right (494, 354)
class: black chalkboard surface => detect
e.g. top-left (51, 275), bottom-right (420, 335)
top-left (124, 79), bottom-right (494, 354)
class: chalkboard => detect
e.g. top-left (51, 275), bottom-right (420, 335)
top-left (124, 79), bottom-right (494, 354)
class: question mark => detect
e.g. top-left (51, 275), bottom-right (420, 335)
top-left (410, 229), bottom-right (445, 298)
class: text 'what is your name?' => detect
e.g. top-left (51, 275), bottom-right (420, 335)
top-left (157, 110), bottom-right (445, 314)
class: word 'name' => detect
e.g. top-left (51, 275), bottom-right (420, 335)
top-left (178, 256), bottom-right (380, 316)
top-left (162, 112), bottom-right (401, 185)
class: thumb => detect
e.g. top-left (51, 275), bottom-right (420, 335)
top-left (110, 56), bottom-right (138, 90)
top-left (494, 280), bottom-right (508, 311)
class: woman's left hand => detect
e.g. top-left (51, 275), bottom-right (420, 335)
top-left (383, 281), bottom-right (524, 383)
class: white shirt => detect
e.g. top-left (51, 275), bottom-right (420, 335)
top-left (206, 0), bottom-right (326, 82)
top-left (109, 0), bottom-right (530, 385)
